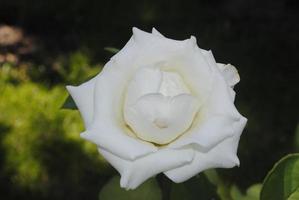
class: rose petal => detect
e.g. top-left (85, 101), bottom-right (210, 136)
top-left (201, 70), bottom-right (241, 117)
top-left (111, 28), bottom-right (185, 67)
top-left (66, 76), bottom-right (98, 129)
top-left (164, 116), bottom-right (247, 183)
top-left (200, 49), bottom-right (217, 69)
top-left (115, 28), bottom-right (215, 107)
top-left (81, 126), bottom-right (157, 160)
top-left (152, 27), bottom-right (164, 37)
top-left (169, 71), bottom-right (243, 149)
top-left (200, 50), bottom-right (237, 101)
top-left (168, 115), bottom-right (240, 150)
top-left (125, 67), bottom-right (162, 106)
top-left (217, 63), bottom-right (240, 87)
top-left (109, 28), bottom-right (204, 106)
top-left (80, 64), bottom-right (158, 160)
top-left (157, 48), bottom-right (214, 106)
top-left (99, 147), bottom-right (195, 190)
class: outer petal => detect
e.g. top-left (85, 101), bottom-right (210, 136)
top-left (110, 27), bottom-right (190, 69)
top-left (168, 115), bottom-right (240, 150)
top-left (112, 28), bottom-right (214, 106)
top-left (200, 49), bottom-right (238, 100)
top-left (217, 63), bottom-right (240, 87)
top-left (81, 126), bottom-right (157, 160)
top-left (81, 62), bottom-right (158, 160)
top-left (164, 116), bottom-right (247, 183)
top-left (152, 27), bottom-right (164, 37)
top-left (200, 49), bottom-right (217, 70)
top-left (66, 75), bottom-right (98, 129)
top-left (99, 147), bottom-right (195, 190)
top-left (199, 48), bottom-right (239, 88)
top-left (169, 71), bottom-right (243, 150)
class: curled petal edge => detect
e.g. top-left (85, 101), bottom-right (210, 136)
top-left (99, 147), bottom-right (195, 190)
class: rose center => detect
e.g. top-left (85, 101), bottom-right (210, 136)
top-left (153, 118), bottom-right (169, 129)
top-left (124, 67), bottom-right (199, 145)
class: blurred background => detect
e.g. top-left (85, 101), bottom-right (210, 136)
top-left (0, 0), bottom-right (298, 199)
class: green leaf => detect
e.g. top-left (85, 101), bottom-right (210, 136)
top-left (99, 176), bottom-right (162, 200)
top-left (204, 169), bottom-right (231, 200)
top-left (170, 174), bottom-right (220, 200)
top-left (230, 184), bottom-right (262, 200)
top-left (230, 185), bottom-right (244, 200)
top-left (246, 184), bottom-right (262, 199)
top-left (260, 153), bottom-right (299, 200)
top-left (61, 95), bottom-right (77, 110)
top-left (104, 47), bottom-right (120, 54)
top-left (288, 188), bottom-right (299, 200)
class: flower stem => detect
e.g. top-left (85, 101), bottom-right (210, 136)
top-left (157, 174), bottom-right (172, 200)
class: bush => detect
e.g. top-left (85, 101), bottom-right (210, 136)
top-left (0, 81), bottom-right (112, 200)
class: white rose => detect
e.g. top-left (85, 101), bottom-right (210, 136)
top-left (66, 28), bottom-right (247, 190)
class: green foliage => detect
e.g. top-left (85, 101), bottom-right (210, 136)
top-left (0, 81), bottom-right (111, 199)
top-left (230, 184), bottom-right (261, 200)
top-left (170, 174), bottom-right (220, 200)
top-left (54, 50), bottom-right (100, 84)
top-left (260, 154), bottom-right (299, 200)
top-left (0, 62), bottom-right (30, 84)
top-left (62, 95), bottom-right (77, 110)
top-left (204, 169), bottom-right (233, 200)
top-left (0, 50), bottom-right (101, 86)
top-left (104, 47), bottom-right (120, 54)
top-left (99, 176), bottom-right (162, 200)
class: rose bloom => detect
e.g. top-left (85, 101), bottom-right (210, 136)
top-left (67, 28), bottom-right (247, 190)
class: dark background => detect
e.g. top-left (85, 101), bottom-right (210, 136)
top-left (0, 0), bottom-right (298, 199)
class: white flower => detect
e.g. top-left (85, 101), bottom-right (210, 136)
top-left (66, 28), bottom-right (247, 190)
